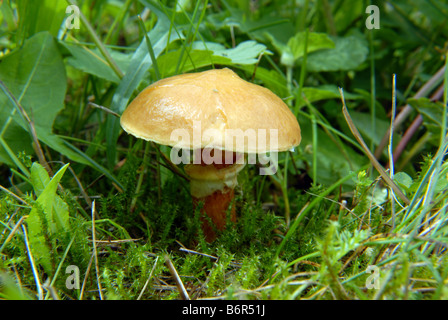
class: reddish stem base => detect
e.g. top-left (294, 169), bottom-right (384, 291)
top-left (193, 188), bottom-right (236, 242)
top-left (186, 150), bottom-right (244, 242)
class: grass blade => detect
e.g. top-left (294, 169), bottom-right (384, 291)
top-left (340, 88), bottom-right (410, 206)
top-left (66, 0), bottom-right (123, 79)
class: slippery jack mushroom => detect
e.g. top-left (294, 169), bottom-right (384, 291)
top-left (120, 68), bottom-right (301, 242)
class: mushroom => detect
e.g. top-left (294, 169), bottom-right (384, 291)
top-left (120, 68), bottom-right (301, 241)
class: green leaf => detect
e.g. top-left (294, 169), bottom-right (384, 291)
top-left (299, 116), bottom-right (366, 188)
top-left (216, 4), bottom-right (290, 34)
top-left (61, 42), bottom-right (132, 83)
top-left (157, 40), bottom-right (268, 77)
top-left (394, 171), bottom-right (413, 192)
top-left (26, 163), bottom-right (70, 274)
top-left (0, 121), bottom-right (34, 168)
top-left (268, 31), bottom-right (334, 67)
top-left (16, 0), bottom-right (67, 44)
top-left (337, 110), bottom-right (397, 149)
top-left (332, 1), bottom-right (365, 34)
top-left (106, 20), bottom-right (183, 167)
top-left (287, 32), bottom-right (335, 62)
top-left (408, 97), bottom-right (447, 143)
top-left (0, 31), bottom-right (89, 167)
top-left (30, 161), bottom-right (50, 197)
top-left (296, 85), bottom-right (361, 108)
top-left (192, 40), bottom-right (271, 65)
top-left (306, 34), bottom-right (369, 72)
top-left (0, 272), bottom-right (33, 300)
top-left (156, 49), bottom-right (230, 76)
top-left (238, 65), bottom-right (288, 99)
top-left (35, 129), bottom-right (91, 166)
top-left (0, 1), bottom-right (17, 33)
top-left (0, 32), bottom-right (66, 132)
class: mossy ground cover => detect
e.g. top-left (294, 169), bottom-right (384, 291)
top-left (1, 0), bottom-right (448, 300)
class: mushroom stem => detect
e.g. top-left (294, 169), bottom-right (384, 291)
top-left (191, 188), bottom-right (236, 242)
top-left (185, 150), bottom-right (245, 242)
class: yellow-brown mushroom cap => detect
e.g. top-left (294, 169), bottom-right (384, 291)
top-left (120, 68), bottom-right (301, 153)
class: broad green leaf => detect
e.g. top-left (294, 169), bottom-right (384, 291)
top-left (268, 32), bottom-right (334, 67)
top-left (107, 0), bottom-right (217, 167)
top-left (156, 49), bottom-right (231, 76)
top-left (286, 32), bottom-right (334, 63)
top-left (110, 0), bottom-right (193, 115)
top-left (16, 0), bottom-right (67, 44)
top-left (306, 35), bottom-right (369, 72)
top-left (157, 41), bottom-right (269, 77)
top-left (0, 32), bottom-right (63, 165)
top-left (192, 40), bottom-right (271, 65)
top-left (26, 163), bottom-right (70, 274)
top-left (0, 32), bottom-right (66, 132)
top-left (0, 32), bottom-right (90, 167)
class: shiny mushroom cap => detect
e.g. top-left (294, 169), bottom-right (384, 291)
top-left (120, 68), bottom-right (301, 154)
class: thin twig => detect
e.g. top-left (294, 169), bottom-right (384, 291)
top-left (390, 83), bottom-right (445, 166)
top-left (91, 238), bottom-right (141, 244)
top-left (42, 279), bottom-right (61, 300)
top-left (91, 200), bottom-right (104, 300)
top-left (374, 65), bottom-right (446, 159)
top-left (21, 224), bottom-right (44, 300)
top-left (152, 142), bottom-right (190, 181)
top-left (389, 74), bottom-right (397, 230)
top-left (339, 88), bottom-right (410, 206)
top-left (0, 185), bottom-right (30, 206)
top-left (179, 247), bottom-right (219, 261)
top-left (0, 215), bottom-right (28, 255)
top-left (164, 254), bottom-right (190, 300)
top-left (0, 80), bottom-right (52, 175)
top-left (251, 52), bottom-right (264, 82)
top-left (68, 165), bottom-right (92, 209)
top-left (137, 256), bottom-right (159, 300)
top-left (79, 251), bottom-right (95, 300)
top-left (179, 247), bottom-right (242, 268)
top-left (88, 102), bottom-right (120, 118)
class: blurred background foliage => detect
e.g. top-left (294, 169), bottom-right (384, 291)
top-left (0, 0), bottom-right (447, 300)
